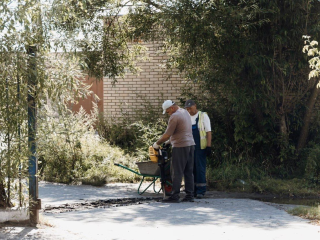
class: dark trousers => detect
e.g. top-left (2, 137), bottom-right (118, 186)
top-left (170, 146), bottom-right (194, 199)
top-left (194, 148), bottom-right (207, 195)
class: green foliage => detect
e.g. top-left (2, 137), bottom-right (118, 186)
top-left (0, 0), bottom-right (139, 206)
top-left (2, 0), bottom-right (320, 206)
top-left (96, 93), bottom-right (168, 154)
top-left (0, 52), bottom-right (30, 207)
top-left (0, 51), bottom-right (94, 206)
top-left (303, 36), bottom-right (320, 80)
top-left (296, 110), bottom-right (320, 179)
top-left (208, 161), bottom-right (320, 197)
top-left (38, 91), bottom-right (168, 185)
top-left (130, 118), bottom-right (168, 161)
top-left (38, 106), bottom-right (140, 185)
top-left (80, 133), bottom-right (142, 184)
top-left (49, 0), bottom-right (146, 81)
top-left (248, 178), bottom-right (318, 197)
top-left (303, 143), bottom-right (320, 183)
top-left (121, 0), bottom-right (320, 177)
top-left (96, 112), bottom-right (138, 150)
top-left (0, 0), bottom-right (145, 206)
top-left (38, 106), bottom-right (93, 184)
top-left (207, 160), bottom-right (267, 190)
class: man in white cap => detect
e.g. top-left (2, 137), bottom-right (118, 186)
top-left (153, 100), bottom-right (195, 203)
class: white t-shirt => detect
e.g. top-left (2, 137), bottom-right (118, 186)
top-left (190, 112), bottom-right (211, 132)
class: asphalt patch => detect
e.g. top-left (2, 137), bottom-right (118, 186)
top-left (42, 197), bottom-right (163, 214)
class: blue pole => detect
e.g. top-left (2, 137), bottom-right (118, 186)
top-left (27, 45), bottom-right (40, 225)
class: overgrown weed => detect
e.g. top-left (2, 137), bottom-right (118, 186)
top-left (38, 105), bottom-right (142, 186)
top-left (288, 206), bottom-right (320, 222)
top-left (207, 162), bottom-right (320, 197)
top-left (38, 96), bottom-right (168, 186)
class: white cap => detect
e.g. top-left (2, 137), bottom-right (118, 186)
top-left (162, 100), bottom-right (175, 114)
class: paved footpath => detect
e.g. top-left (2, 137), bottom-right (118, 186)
top-left (1, 182), bottom-right (320, 240)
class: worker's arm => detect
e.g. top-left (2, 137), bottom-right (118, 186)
top-left (156, 134), bottom-right (171, 145)
top-left (154, 116), bottom-right (175, 148)
top-left (206, 131), bottom-right (212, 147)
top-left (205, 131), bottom-right (212, 157)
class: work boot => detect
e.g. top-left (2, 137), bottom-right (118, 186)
top-left (165, 191), bottom-right (173, 196)
top-left (195, 194), bottom-right (204, 199)
top-left (181, 196), bottom-right (194, 202)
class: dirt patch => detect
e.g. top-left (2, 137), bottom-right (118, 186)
top-left (41, 190), bottom-right (320, 214)
top-left (42, 197), bottom-right (163, 214)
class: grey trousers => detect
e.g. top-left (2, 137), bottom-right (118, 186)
top-left (170, 146), bottom-right (194, 199)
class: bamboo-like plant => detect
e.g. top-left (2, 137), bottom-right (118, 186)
top-left (0, 0), bottom-right (141, 208)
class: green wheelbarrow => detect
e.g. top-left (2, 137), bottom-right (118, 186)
top-left (114, 161), bottom-right (172, 195)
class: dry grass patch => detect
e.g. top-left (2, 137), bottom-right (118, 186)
top-left (288, 206), bottom-right (320, 224)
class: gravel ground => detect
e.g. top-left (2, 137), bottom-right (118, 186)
top-left (0, 182), bottom-right (319, 240)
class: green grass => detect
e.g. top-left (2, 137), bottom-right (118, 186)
top-left (248, 178), bottom-right (320, 197)
top-left (288, 206), bottom-right (320, 222)
top-left (207, 164), bottom-right (320, 198)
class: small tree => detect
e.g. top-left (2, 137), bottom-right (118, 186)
top-left (297, 37), bottom-right (320, 151)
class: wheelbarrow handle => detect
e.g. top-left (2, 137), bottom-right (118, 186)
top-left (114, 162), bottom-right (141, 176)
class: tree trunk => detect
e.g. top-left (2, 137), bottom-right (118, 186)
top-left (0, 182), bottom-right (8, 208)
top-left (297, 81), bottom-right (320, 151)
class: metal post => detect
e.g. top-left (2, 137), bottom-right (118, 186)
top-left (27, 45), bottom-right (41, 225)
top-left (6, 78), bottom-right (11, 207)
top-left (17, 74), bottom-right (22, 208)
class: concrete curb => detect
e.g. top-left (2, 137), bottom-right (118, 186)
top-left (0, 208), bottom-right (29, 223)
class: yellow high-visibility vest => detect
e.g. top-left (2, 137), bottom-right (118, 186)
top-left (198, 111), bottom-right (207, 149)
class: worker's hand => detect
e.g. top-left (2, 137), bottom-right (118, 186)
top-left (206, 147), bottom-right (212, 157)
top-left (153, 142), bottom-right (160, 149)
top-left (164, 140), bottom-right (171, 146)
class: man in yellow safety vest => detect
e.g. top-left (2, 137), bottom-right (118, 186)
top-left (185, 99), bottom-right (212, 198)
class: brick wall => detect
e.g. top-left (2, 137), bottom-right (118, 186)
top-left (71, 76), bottom-right (103, 114)
top-left (103, 42), bottom-right (188, 119)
